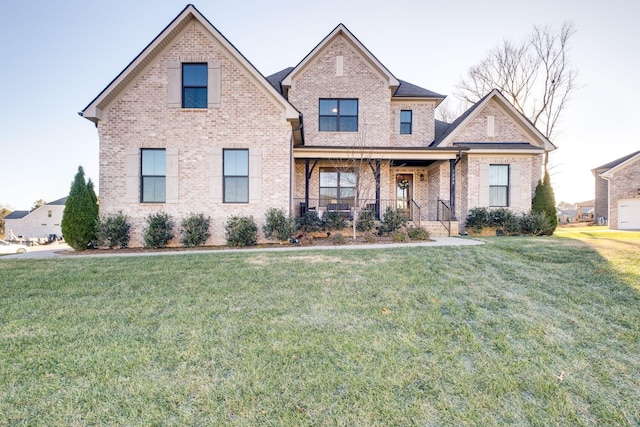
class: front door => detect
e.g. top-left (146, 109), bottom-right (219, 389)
top-left (396, 174), bottom-right (412, 220)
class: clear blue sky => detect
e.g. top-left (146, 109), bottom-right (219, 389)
top-left (1, 0), bottom-right (638, 209)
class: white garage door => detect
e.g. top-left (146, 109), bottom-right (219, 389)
top-left (618, 199), bottom-right (640, 229)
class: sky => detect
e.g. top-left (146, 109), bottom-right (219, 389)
top-left (1, 0), bottom-right (638, 210)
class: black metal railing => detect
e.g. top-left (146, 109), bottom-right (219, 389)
top-left (295, 198), bottom-right (419, 222)
top-left (437, 198), bottom-right (452, 237)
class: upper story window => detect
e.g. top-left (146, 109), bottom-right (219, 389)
top-left (223, 149), bottom-right (249, 203)
top-left (319, 99), bottom-right (358, 132)
top-left (400, 110), bottom-right (412, 134)
top-left (489, 164), bottom-right (509, 207)
top-left (141, 149), bottom-right (166, 203)
top-left (182, 63), bottom-right (208, 108)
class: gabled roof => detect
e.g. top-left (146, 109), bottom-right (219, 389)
top-left (599, 150), bottom-right (640, 179)
top-left (4, 211), bottom-right (29, 220)
top-left (48, 197), bottom-right (67, 206)
top-left (281, 24), bottom-right (400, 91)
top-left (81, 4), bottom-right (299, 123)
top-left (593, 150), bottom-right (640, 173)
top-left (431, 89), bottom-right (556, 151)
top-left (394, 79), bottom-right (444, 99)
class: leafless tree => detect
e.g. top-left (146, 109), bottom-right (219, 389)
top-left (455, 21), bottom-right (578, 141)
top-left (330, 128), bottom-right (380, 240)
top-left (435, 97), bottom-right (466, 124)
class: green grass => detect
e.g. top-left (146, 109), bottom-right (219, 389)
top-left (1, 231), bottom-right (639, 425)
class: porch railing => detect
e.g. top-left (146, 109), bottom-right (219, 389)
top-left (437, 198), bottom-right (452, 237)
top-left (295, 198), bottom-right (419, 223)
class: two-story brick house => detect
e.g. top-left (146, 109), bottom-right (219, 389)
top-left (81, 4), bottom-right (555, 246)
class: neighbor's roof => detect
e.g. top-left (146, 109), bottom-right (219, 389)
top-left (47, 197), bottom-right (67, 206)
top-left (3, 211), bottom-right (29, 220)
top-left (592, 150), bottom-right (640, 172)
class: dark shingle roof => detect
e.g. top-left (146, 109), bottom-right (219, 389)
top-left (4, 210), bottom-right (29, 220)
top-left (394, 80), bottom-right (444, 98)
top-left (430, 92), bottom-right (491, 147)
top-left (48, 197), bottom-right (67, 206)
top-left (592, 150), bottom-right (640, 172)
top-left (266, 67), bottom-right (294, 95)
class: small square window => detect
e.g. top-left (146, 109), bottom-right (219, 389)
top-left (319, 99), bottom-right (358, 131)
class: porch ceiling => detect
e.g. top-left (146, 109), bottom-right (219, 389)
top-left (293, 146), bottom-right (461, 160)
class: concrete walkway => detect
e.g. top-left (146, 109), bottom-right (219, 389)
top-left (1, 237), bottom-right (484, 260)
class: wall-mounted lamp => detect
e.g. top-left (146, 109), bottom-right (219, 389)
top-left (419, 173), bottom-right (425, 181)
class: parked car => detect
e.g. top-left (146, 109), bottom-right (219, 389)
top-left (0, 239), bottom-right (30, 254)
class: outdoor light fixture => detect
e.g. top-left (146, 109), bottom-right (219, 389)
top-left (420, 173), bottom-right (425, 181)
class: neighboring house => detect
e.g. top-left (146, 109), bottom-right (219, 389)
top-left (593, 151), bottom-right (640, 230)
top-left (80, 5), bottom-right (555, 246)
top-left (3, 197), bottom-right (66, 241)
top-left (574, 200), bottom-right (595, 223)
top-left (558, 209), bottom-right (577, 224)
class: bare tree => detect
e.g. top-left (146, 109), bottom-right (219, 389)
top-left (330, 128), bottom-right (380, 240)
top-left (455, 22), bottom-right (578, 141)
top-left (435, 97), bottom-right (466, 123)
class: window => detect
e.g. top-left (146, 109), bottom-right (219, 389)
top-left (400, 110), bottom-right (412, 134)
top-left (141, 149), bottom-right (166, 203)
top-left (182, 63), bottom-right (207, 108)
top-left (319, 99), bottom-right (358, 131)
top-left (489, 165), bottom-right (509, 207)
top-left (319, 168), bottom-right (356, 207)
top-left (47, 210), bottom-right (52, 218)
top-left (224, 149), bottom-right (249, 203)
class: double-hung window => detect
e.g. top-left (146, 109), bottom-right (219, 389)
top-left (400, 110), bottom-right (412, 134)
top-left (319, 99), bottom-right (358, 131)
top-left (319, 168), bottom-right (356, 207)
top-left (182, 63), bottom-right (208, 108)
top-left (141, 149), bottom-right (166, 203)
top-left (489, 164), bottom-right (509, 207)
top-left (223, 149), bottom-right (249, 203)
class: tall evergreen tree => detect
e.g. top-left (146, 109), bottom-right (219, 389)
top-left (61, 166), bottom-right (99, 250)
top-left (532, 170), bottom-right (558, 234)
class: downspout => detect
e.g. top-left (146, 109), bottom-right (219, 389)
top-left (449, 149), bottom-right (463, 221)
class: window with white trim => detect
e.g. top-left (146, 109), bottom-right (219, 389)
top-left (489, 164), bottom-right (509, 207)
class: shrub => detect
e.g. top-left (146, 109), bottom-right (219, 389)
top-left (532, 170), bottom-right (558, 234)
top-left (356, 209), bottom-right (375, 233)
top-left (324, 211), bottom-right (347, 231)
top-left (407, 226), bottom-right (430, 241)
top-left (180, 213), bottom-right (211, 247)
top-left (331, 233), bottom-right (346, 245)
top-left (143, 212), bottom-right (175, 248)
top-left (295, 210), bottom-right (322, 233)
top-left (363, 233), bottom-right (377, 243)
top-left (492, 208), bottom-right (520, 235)
top-left (520, 211), bottom-right (552, 236)
top-left (465, 207), bottom-right (492, 232)
top-left (263, 208), bottom-right (295, 241)
top-left (380, 207), bottom-right (407, 233)
top-left (391, 230), bottom-right (408, 242)
top-left (225, 215), bottom-right (258, 247)
top-left (61, 166), bottom-right (99, 251)
top-left (95, 211), bottom-right (131, 249)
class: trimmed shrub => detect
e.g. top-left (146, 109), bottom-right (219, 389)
top-left (520, 211), bottom-right (552, 236)
top-left (95, 211), bottom-right (131, 249)
top-left (391, 230), bottom-right (409, 242)
top-left (331, 233), bottom-right (347, 245)
top-left (532, 170), bottom-right (558, 234)
top-left (324, 211), bottom-right (347, 231)
top-left (492, 208), bottom-right (520, 235)
top-left (465, 207), bottom-right (492, 232)
top-left (225, 215), bottom-right (258, 247)
top-left (263, 208), bottom-right (295, 241)
top-left (380, 207), bottom-right (407, 233)
top-left (61, 166), bottom-right (99, 251)
top-left (180, 213), bottom-right (211, 247)
top-left (143, 212), bottom-right (175, 248)
top-left (295, 210), bottom-right (322, 233)
top-left (407, 226), bottom-right (430, 241)
top-left (356, 209), bottom-right (375, 233)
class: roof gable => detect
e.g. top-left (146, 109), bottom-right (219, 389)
top-left (600, 151), bottom-right (640, 178)
top-left (4, 211), bottom-right (29, 220)
top-left (593, 150), bottom-right (640, 173)
top-left (81, 4), bottom-right (298, 123)
top-left (281, 24), bottom-right (399, 91)
top-left (431, 89), bottom-right (555, 151)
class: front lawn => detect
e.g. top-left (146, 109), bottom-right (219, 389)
top-left (1, 232), bottom-right (639, 425)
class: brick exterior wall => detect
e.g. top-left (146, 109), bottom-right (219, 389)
top-left (97, 20), bottom-right (293, 247)
top-left (593, 171), bottom-right (609, 222)
top-left (606, 159), bottom-right (640, 229)
top-left (448, 102), bottom-right (529, 144)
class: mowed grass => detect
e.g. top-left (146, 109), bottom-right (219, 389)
top-left (1, 231), bottom-right (639, 425)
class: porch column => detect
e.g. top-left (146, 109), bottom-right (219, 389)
top-left (304, 159), bottom-right (318, 211)
top-left (449, 159), bottom-right (457, 220)
top-left (368, 159), bottom-right (381, 219)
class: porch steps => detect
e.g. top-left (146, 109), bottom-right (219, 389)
top-left (417, 221), bottom-right (460, 237)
